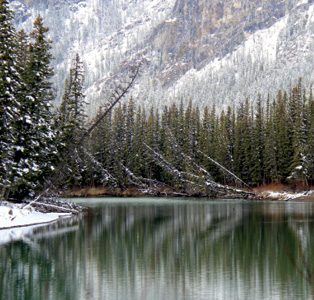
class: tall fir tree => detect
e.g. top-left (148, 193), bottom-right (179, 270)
top-left (9, 15), bottom-right (58, 199)
top-left (305, 89), bottom-right (314, 183)
top-left (0, 0), bottom-right (21, 200)
top-left (234, 101), bottom-right (249, 182)
top-left (58, 53), bottom-right (86, 145)
top-left (250, 95), bottom-right (265, 185)
top-left (263, 98), bottom-right (278, 183)
top-left (56, 53), bottom-right (87, 187)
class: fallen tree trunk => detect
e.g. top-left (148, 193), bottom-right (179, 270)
top-left (197, 150), bottom-right (252, 191)
top-left (144, 143), bottom-right (256, 198)
top-left (22, 197), bottom-right (86, 214)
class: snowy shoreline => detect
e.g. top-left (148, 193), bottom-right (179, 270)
top-left (0, 202), bottom-right (72, 230)
top-left (0, 201), bottom-right (74, 245)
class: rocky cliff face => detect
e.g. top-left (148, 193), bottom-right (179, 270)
top-left (151, 0), bottom-right (297, 86)
top-left (10, 0), bottom-right (314, 113)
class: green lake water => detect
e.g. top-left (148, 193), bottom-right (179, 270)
top-left (1, 197), bottom-right (314, 299)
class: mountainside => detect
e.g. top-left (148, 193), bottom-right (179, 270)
top-left (10, 0), bottom-right (314, 113)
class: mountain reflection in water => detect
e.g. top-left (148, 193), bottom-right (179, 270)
top-left (1, 198), bottom-right (314, 300)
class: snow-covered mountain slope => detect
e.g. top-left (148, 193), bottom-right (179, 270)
top-left (11, 0), bottom-right (176, 113)
top-left (172, 0), bottom-right (314, 110)
top-left (10, 0), bottom-right (314, 114)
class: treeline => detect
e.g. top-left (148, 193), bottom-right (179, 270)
top-left (61, 78), bottom-right (314, 192)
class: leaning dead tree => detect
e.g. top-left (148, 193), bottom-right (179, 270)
top-left (143, 127), bottom-right (255, 198)
top-left (84, 149), bottom-right (120, 187)
top-left (74, 63), bottom-right (142, 187)
top-left (197, 150), bottom-right (253, 191)
top-left (119, 163), bottom-right (179, 196)
top-left (20, 185), bottom-right (85, 214)
top-left (58, 63), bottom-right (141, 188)
top-left (77, 63), bottom-right (141, 146)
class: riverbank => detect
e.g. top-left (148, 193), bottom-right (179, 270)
top-left (60, 184), bottom-right (314, 201)
top-left (1, 184), bottom-right (313, 232)
top-left (253, 183), bottom-right (314, 201)
top-left (256, 190), bottom-right (314, 201)
top-left (59, 185), bottom-right (179, 197)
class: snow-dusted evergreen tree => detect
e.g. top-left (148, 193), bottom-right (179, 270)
top-left (143, 106), bottom-right (161, 180)
top-left (58, 54), bottom-right (86, 144)
top-left (250, 95), bottom-right (265, 185)
top-left (132, 106), bottom-right (146, 177)
top-left (234, 100), bottom-right (252, 183)
top-left (263, 97), bottom-right (278, 183)
top-left (288, 81), bottom-right (308, 183)
top-left (9, 15), bottom-right (58, 200)
top-left (0, 0), bottom-right (21, 200)
top-left (124, 97), bottom-right (135, 169)
top-left (56, 53), bottom-right (87, 187)
top-left (304, 90), bottom-right (314, 183)
top-left (215, 106), bottom-right (235, 185)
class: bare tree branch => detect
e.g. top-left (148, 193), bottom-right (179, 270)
top-left (144, 142), bottom-right (255, 197)
top-left (198, 150), bottom-right (252, 191)
top-left (83, 148), bottom-right (120, 187)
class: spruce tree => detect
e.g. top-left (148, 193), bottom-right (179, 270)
top-left (131, 106), bottom-right (146, 177)
top-left (305, 89), bottom-right (314, 183)
top-left (250, 95), bottom-right (265, 185)
top-left (56, 53), bottom-right (87, 187)
top-left (216, 107), bottom-right (235, 185)
top-left (234, 100), bottom-right (252, 184)
top-left (124, 97), bottom-right (135, 170)
top-left (9, 15), bottom-right (57, 199)
top-left (0, 0), bottom-right (21, 200)
top-left (288, 81), bottom-right (308, 184)
top-left (272, 91), bottom-right (294, 182)
top-left (263, 98), bottom-right (278, 183)
top-left (144, 106), bottom-right (161, 179)
top-left (58, 54), bottom-right (86, 144)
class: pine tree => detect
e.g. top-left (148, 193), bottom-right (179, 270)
top-left (234, 100), bottom-right (252, 184)
top-left (263, 98), bottom-right (278, 183)
top-left (144, 106), bottom-right (160, 180)
top-left (56, 53), bottom-right (87, 187)
top-left (124, 97), bottom-right (135, 169)
top-left (207, 105), bottom-right (221, 180)
top-left (27, 15), bottom-right (54, 102)
top-left (131, 106), bottom-right (146, 177)
top-left (110, 104), bottom-right (126, 183)
top-left (58, 54), bottom-right (86, 144)
top-left (288, 81), bottom-right (308, 184)
top-left (0, 0), bottom-right (21, 200)
top-left (305, 88), bottom-right (314, 184)
top-left (250, 95), bottom-right (265, 185)
top-left (216, 107), bottom-right (235, 185)
top-left (9, 15), bottom-right (58, 199)
top-left (272, 91), bottom-right (294, 182)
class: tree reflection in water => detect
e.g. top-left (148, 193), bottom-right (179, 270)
top-left (1, 199), bottom-right (314, 300)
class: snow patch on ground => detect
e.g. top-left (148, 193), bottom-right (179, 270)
top-left (0, 202), bottom-right (71, 230)
top-left (0, 202), bottom-right (72, 244)
top-left (261, 190), bottom-right (314, 201)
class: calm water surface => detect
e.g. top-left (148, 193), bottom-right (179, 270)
top-left (1, 198), bottom-right (314, 300)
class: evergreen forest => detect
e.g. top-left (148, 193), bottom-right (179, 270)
top-left (76, 82), bottom-right (314, 195)
top-left (1, 0), bottom-right (314, 201)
